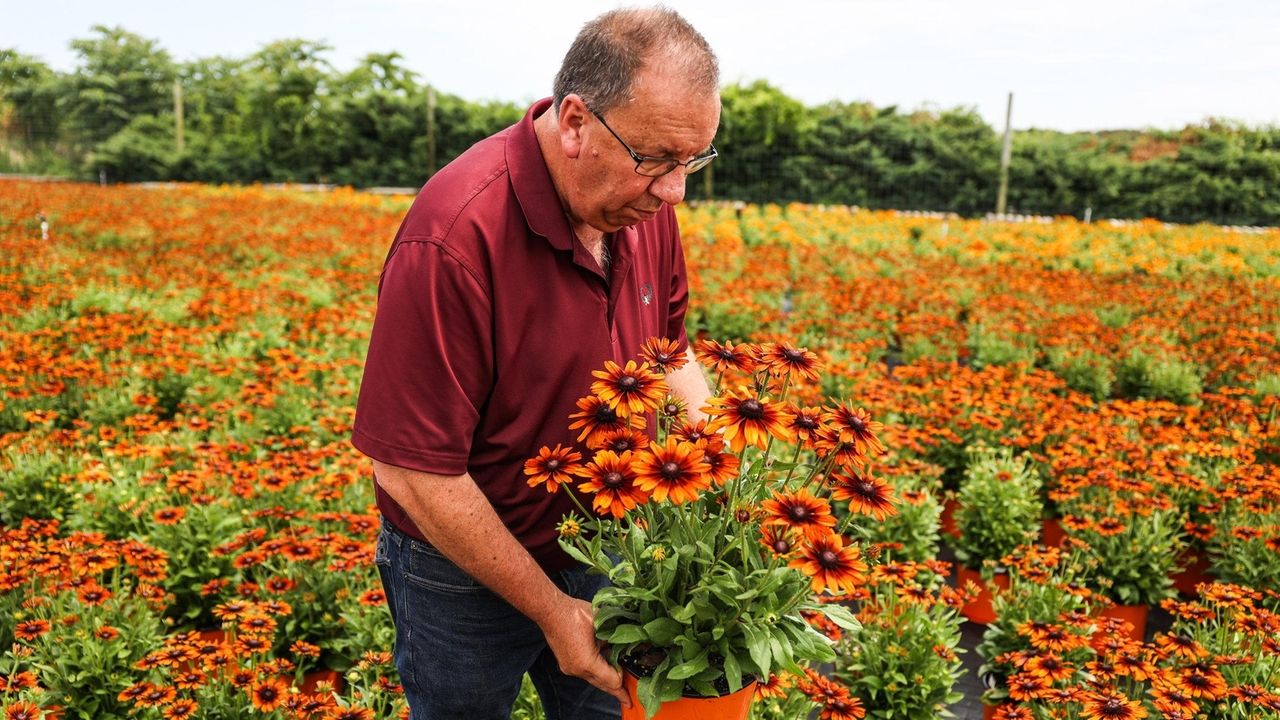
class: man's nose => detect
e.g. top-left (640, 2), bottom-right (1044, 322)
top-left (648, 168), bottom-right (687, 206)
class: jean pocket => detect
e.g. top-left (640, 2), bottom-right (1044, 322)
top-left (403, 539), bottom-right (485, 594)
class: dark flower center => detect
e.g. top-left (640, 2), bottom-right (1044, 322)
top-left (795, 415), bottom-right (819, 430)
top-left (735, 509), bottom-right (751, 523)
top-left (602, 472), bottom-right (625, 489)
top-left (618, 376), bottom-right (639, 391)
top-left (660, 461), bottom-right (681, 478)
top-left (788, 505), bottom-right (811, 521)
top-left (818, 550), bottom-right (840, 568)
top-left (846, 415), bottom-right (865, 431)
top-left (772, 539), bottom-right (791, 554)
top-left (545, 459), bottom-right (561, 472)
top-left (783, 348), bottom-right (804, 362)
top-left (738, 399), bottom-right (764, 419)
top-left (609, 439), bottom-right (631, 452)
top-left (594, 406), bottom-right (619, 423)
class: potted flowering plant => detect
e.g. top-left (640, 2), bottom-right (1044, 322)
top-left (951, 445), bottom-right (1042, 624)
top-left (524, 338), bottom-right (892, 718)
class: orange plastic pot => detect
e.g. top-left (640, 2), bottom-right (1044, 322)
top-left (940, 497), bottom-right (961, 538)
top-left (1040, 517), bottom-right (1065, 547)
top-left (299, 668), bottom-right (344, 694)
top-left (1171, 550), bottom-right (1210, 597)
top-left (956, 565), bottom-right (1009, 625)
top-left (982, 703), bottom-right (1010, 720)
top-left (1098, 603), bottom-right (1148, 642)
top-left (621, 671), bottom-right (756, 720)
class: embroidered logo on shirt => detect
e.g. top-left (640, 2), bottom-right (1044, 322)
top-left (640, 282), bottom-right (654, 306)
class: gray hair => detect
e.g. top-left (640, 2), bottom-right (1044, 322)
top-left (552, 6), bottom-right (719, 114)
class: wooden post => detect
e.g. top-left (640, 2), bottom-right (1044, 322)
top-left (996, 91), bottom-right (1013, 217)
top-left (173, 79), bottom-right (185, 154)
top-left (425, 87), bottom-right (438, 176)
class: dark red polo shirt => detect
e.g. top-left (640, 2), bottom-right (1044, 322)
top-left (352, 98), bottom-right (691, 572)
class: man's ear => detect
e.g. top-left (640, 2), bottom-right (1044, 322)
top-left (558, 94), bottom-right (590, 159)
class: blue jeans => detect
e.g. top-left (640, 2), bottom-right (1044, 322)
top-left (376, 519), bottom-right (621, 720)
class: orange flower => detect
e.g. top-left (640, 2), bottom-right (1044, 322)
top-left (822, 404), bottom-right (885, 458)
top-left (248, 677), bottom-right (289, 711)
top-left (829, 471), bottom-right (897, 520)
top-left (754, 673), bottom-right (792, 700)
top-left (594, 427), bottom-right (653, 454)
top-left (1024, 653), bottom-right (1074, 684)
top-left (762, 489), bottom-right (837, 542)
top-left (760, 524), bottom-right (800, 558)
top-left (153, 507), bottom-right (186, 525)
top-left (3, 702), bottom-right (44, 720)
top-left (13, 619), bottom-right (50, 641)
top-left (760, 342), bottom-right (821, 382)
top-left (638, 337), bottom-right (688, 373)
top-left (568, 394), bottom-right (644, 448)
top-left (590, 359), bottom-right (667, 417)
top-left (694, 338), bottom-right (755, 375)
top-left (575, 450), bottom-right (649, 518)
top-left (1080, 690), bottom-right (1148, 720)
top-left (524, 443), bottom-right (584, 493)
top-left (789, 533), bottom-right (867, 595)
top-left (163, 700), bottom-right (198, 719)
top-left (704, 387), bottom-right (793, 452)
top-left (632, 438), bottom-right (711, 504)
top-left (697, 436), bottom-right (741, 486)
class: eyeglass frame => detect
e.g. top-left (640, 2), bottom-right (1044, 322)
top-left (589, 108), bottom-right (718, 178)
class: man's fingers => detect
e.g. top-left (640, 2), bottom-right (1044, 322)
top-left (585, 659), bottom-right (631, 709)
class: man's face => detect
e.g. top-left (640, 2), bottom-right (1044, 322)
top-left (564, 64), bottom-right (720, 233)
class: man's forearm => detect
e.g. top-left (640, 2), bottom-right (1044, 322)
top-left (666, 346), bottom-right (712, 423)
top-left (372, 459), bottom-right (630, 704)
top-left (372, 459), bottom-right (564, 626)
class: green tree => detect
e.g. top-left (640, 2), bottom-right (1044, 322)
top-left (62, 26), bottom-right (174, 147)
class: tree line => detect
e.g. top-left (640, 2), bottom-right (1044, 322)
top-left (3, 26), bottom-right (1278, 225)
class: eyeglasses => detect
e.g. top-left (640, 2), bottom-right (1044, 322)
top-left (590, 109), bottom-right (717, 177)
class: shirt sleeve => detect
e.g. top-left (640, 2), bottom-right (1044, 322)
top-left (351, 239), bottom-right (493, 475)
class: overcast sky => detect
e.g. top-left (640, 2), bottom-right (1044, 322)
top-left (5, 0), bottom-right (1278, 132)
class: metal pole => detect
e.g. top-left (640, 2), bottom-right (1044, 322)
top-left (996, 92), bottom-right (1013, 217)
top-left (173, 80), bottom-right (185, 154)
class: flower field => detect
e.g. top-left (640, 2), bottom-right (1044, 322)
top-left (2, 179), bottom-right (1280, 719)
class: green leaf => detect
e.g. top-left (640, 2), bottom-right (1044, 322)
top-left (667, 650), bottom-right (708, 680)
top-left (744, 625), bottom-right (771, 677)
top-left (642, 617), bottom-right (682, 645)
top-left (607, 624), bottom-right (646, 645)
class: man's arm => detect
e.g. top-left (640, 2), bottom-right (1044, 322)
top-left (666, 346), bottom-right (712, 423)
top-left (373, 460), bottom-right (630, 708)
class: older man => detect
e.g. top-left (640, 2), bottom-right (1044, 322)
top-left (352, 7), bottom-right (719, 719)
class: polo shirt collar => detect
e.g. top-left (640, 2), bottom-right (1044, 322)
top-left (507, 98), bottom-right (576, 252)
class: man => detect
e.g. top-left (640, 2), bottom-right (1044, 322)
top-left (351, 7), bottom-right (720, 720)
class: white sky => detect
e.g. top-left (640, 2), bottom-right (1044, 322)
top-left (5, 0), bottom-right (1279, 132)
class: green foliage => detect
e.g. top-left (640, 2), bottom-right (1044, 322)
top-left (1114, 349), bottom-right (1203, 404)
top-left (850, 475), bottom-right (942, 563)
top-left (834, 579), bottom-right (965, 719)
top-left (0, 450), bottom-right (79, 524)
top-left (966, 324), bottom-right (1037, 370)
top-left (8, 588), bottom-right (164, 718)
top-left (1045, 348), bottom-right (1114, 401)
top-left (1208, 507), bottom-right (1280, 604)
top-left (974, 544), bottom-right (1099, 699)
top-left (952, 446), bottom-right (1042, 570)
top-left (1074, 510), bottom-right (1184, 606)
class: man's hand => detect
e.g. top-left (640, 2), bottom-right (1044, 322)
top-left (539, 597), bottom-right (631, 708)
